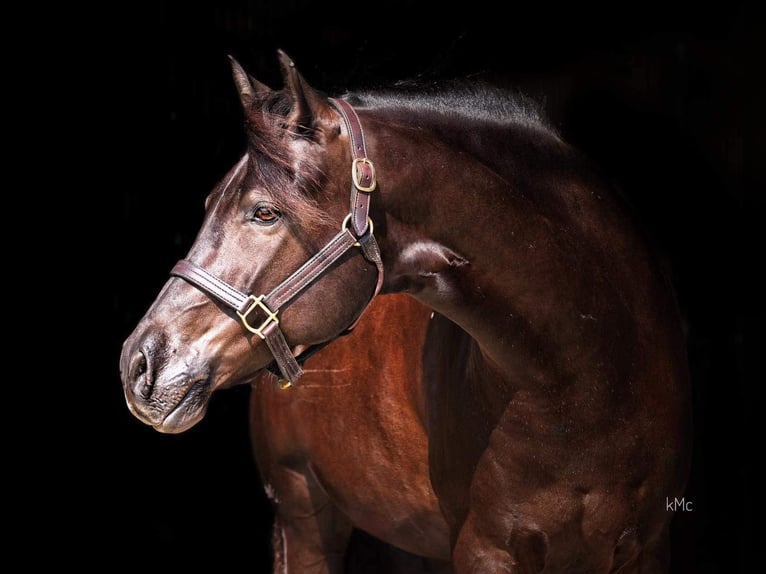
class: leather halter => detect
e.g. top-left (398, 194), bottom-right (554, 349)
top-left (170, 98), bottom-right (383, 388)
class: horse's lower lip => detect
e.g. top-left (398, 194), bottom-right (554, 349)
top-left (156, 378), bottom-right (209, 430)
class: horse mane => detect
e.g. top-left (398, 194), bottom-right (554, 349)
top-left (345, 79), bottom-right (555, 134)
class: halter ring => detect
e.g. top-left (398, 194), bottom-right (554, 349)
top-left (341, 214), bottom-right (374, 247)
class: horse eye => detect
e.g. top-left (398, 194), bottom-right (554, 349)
top-left (250, 203), bottom-right (282, 225)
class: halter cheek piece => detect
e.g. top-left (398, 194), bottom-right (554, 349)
top-left (170, 99), bottom-right (384, 388)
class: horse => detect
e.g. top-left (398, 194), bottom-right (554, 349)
top-left (120, 51), bottom-right (692, 572)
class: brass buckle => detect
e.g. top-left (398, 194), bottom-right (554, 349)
top-left (351, 158), bottom-right (376, 192)
top-left (237, 295), bottom-right (279, 340)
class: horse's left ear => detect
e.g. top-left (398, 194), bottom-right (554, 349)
top-left (229, 55), bottom-right (272, 111)
top-left (277, 49), bottom-right (334, 137)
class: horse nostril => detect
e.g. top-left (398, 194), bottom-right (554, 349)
top-left (129, 350), bottom-right (153, 400)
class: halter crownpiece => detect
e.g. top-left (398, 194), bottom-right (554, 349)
top-left (170, 98), bottom-right (384, 388)
top-left (332, 98), bottom-right (376, 236)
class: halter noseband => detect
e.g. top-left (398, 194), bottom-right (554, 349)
top-left (170, 98), bottom-right (384, 388)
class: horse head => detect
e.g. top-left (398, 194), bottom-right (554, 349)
top-left (120, 52), bottom-right (381, 433)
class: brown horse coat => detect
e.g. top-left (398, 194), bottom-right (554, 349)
top-left (251, 294), bottom-right (452, 571)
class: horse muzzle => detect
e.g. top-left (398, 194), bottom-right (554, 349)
top-left (120, 327), bottom-right (212, 434)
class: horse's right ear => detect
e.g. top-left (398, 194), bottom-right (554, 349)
top-left (229, 55), bottom-right (271, 110)
top-left (277, 49), bottom-right (335, 138)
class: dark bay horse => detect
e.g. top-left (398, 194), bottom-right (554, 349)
top-left (121, 51), bottom-right (691, 572)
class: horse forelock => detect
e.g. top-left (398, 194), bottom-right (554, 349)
top-left (243, 91), bottom-right (295, 169)
top-left (240, 91), bottom-right (330, 230)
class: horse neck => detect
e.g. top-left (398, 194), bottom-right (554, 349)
top-left (363, 107), bottom-right (676, 392)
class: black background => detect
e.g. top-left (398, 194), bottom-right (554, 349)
top-left (72, 1), bottom-right (756, 571)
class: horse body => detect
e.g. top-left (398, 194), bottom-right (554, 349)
top-left (357, 95), bottom-right (691, 570)
top-left (121, 52), bottom-right (691, 573)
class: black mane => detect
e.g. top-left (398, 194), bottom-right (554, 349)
top-left (344, 80), bottom-right (554, 133)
